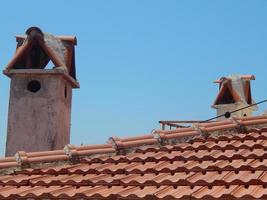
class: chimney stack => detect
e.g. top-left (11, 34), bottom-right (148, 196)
top-left (212, 75), bottom-right (257, 120)
top-left (4, 27), bottom-right (79, 156)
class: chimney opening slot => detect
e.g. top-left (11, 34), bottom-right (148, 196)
top-left (217, 87), bottom-right (235, 105)
top-left (64, 85), bottom-right (67, 98)
top-left (224, 112), bottom-right (231, 118)
top-left (27, 80), bottom-right (41, 93)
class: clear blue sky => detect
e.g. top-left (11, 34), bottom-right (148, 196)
top-left (0, 1), bottom-right (267, 156)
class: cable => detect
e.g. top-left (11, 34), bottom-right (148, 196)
top-left (201, 99), bottom-right (267, 123)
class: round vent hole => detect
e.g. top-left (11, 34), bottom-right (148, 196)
top-left (224, 112), bottom-right (231, 118)
top-left (27, 80), bottom-right (41, 93)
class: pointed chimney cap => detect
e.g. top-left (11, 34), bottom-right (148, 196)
top-left (4, 26), bottom-right (78, 81)
top-left (214, 75), bottom-right (255, 83)
top-left (212, 74), bottom-right (256, 106)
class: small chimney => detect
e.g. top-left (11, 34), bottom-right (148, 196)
top-left (212, 75), bottom-right (257, 120)
top-left (4, 27), bottom-right (79, 156)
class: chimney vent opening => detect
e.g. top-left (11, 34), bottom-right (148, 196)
top-left (224, 112), bottom-right (231, 118)
top-left (27, 80), bottom-right (41, 93)
top-left (217, 87), bottom-right (235, 104)
top-left (64, 85), bottom-right (67, 98)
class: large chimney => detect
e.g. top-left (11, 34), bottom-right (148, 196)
top-left (4, 27), bottom-right (79, 156)
top-left (212, 75), bottom-right (257, 120)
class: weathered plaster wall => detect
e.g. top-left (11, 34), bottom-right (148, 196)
top-left (5, 73), bottom-right (72, 156)
top-left (214, 103), bottom-right (254, 121)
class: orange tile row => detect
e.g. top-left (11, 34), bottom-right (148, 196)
top-left (0, 170), bottom-right (267, 187)
top-left (21, 158), bottom-right (267, 175)
top-left (0, 185), bottom-right (266, 199)
top-left (0, 131), bottom-right (265, 174)
top-left (1, 128), bottom-right (266, 170)
top-left (84, 147), bottom-right (267, 164)
top-left (0, 144), bottom-right (116, 169)
top-left (90, 134), bottom-right (267, 164)
top-left (0, 115), bottom-right (266, 170)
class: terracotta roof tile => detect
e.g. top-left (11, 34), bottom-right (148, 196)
top-left (0, 115), bottom-right (267, 199)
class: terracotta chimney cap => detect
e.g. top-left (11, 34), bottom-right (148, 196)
top-left (25, 26), bottom-right (44, 37)
top-left (214, 75), bottom-right (255, 83)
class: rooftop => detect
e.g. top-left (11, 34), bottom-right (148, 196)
top-left (0, 114), bottom-right (267, 199)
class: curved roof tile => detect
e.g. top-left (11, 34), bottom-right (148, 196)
top-left (0, 115), bottom-right (267, 199)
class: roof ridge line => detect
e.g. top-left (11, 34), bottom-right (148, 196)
top-left (0, 115), bottom-right (267, 172)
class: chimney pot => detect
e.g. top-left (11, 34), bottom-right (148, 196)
top-left (212, 74), bottom-right (257, 120)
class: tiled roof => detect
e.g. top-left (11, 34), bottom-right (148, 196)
top-left (0, 115), bottom-right (267, 199)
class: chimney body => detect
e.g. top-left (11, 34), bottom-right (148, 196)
top-left (212, 75), bottom-right (257, 120)
top-left (4, 27), bottom-right (79, 156)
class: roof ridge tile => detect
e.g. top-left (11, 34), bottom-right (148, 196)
top-left (0, 115), bottom-right (267, 175)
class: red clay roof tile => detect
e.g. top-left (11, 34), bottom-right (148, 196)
top-left (0, 115), bottom-right (267, 199)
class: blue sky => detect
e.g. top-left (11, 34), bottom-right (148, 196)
top-left (0, 1), bottom-right (267, 156)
